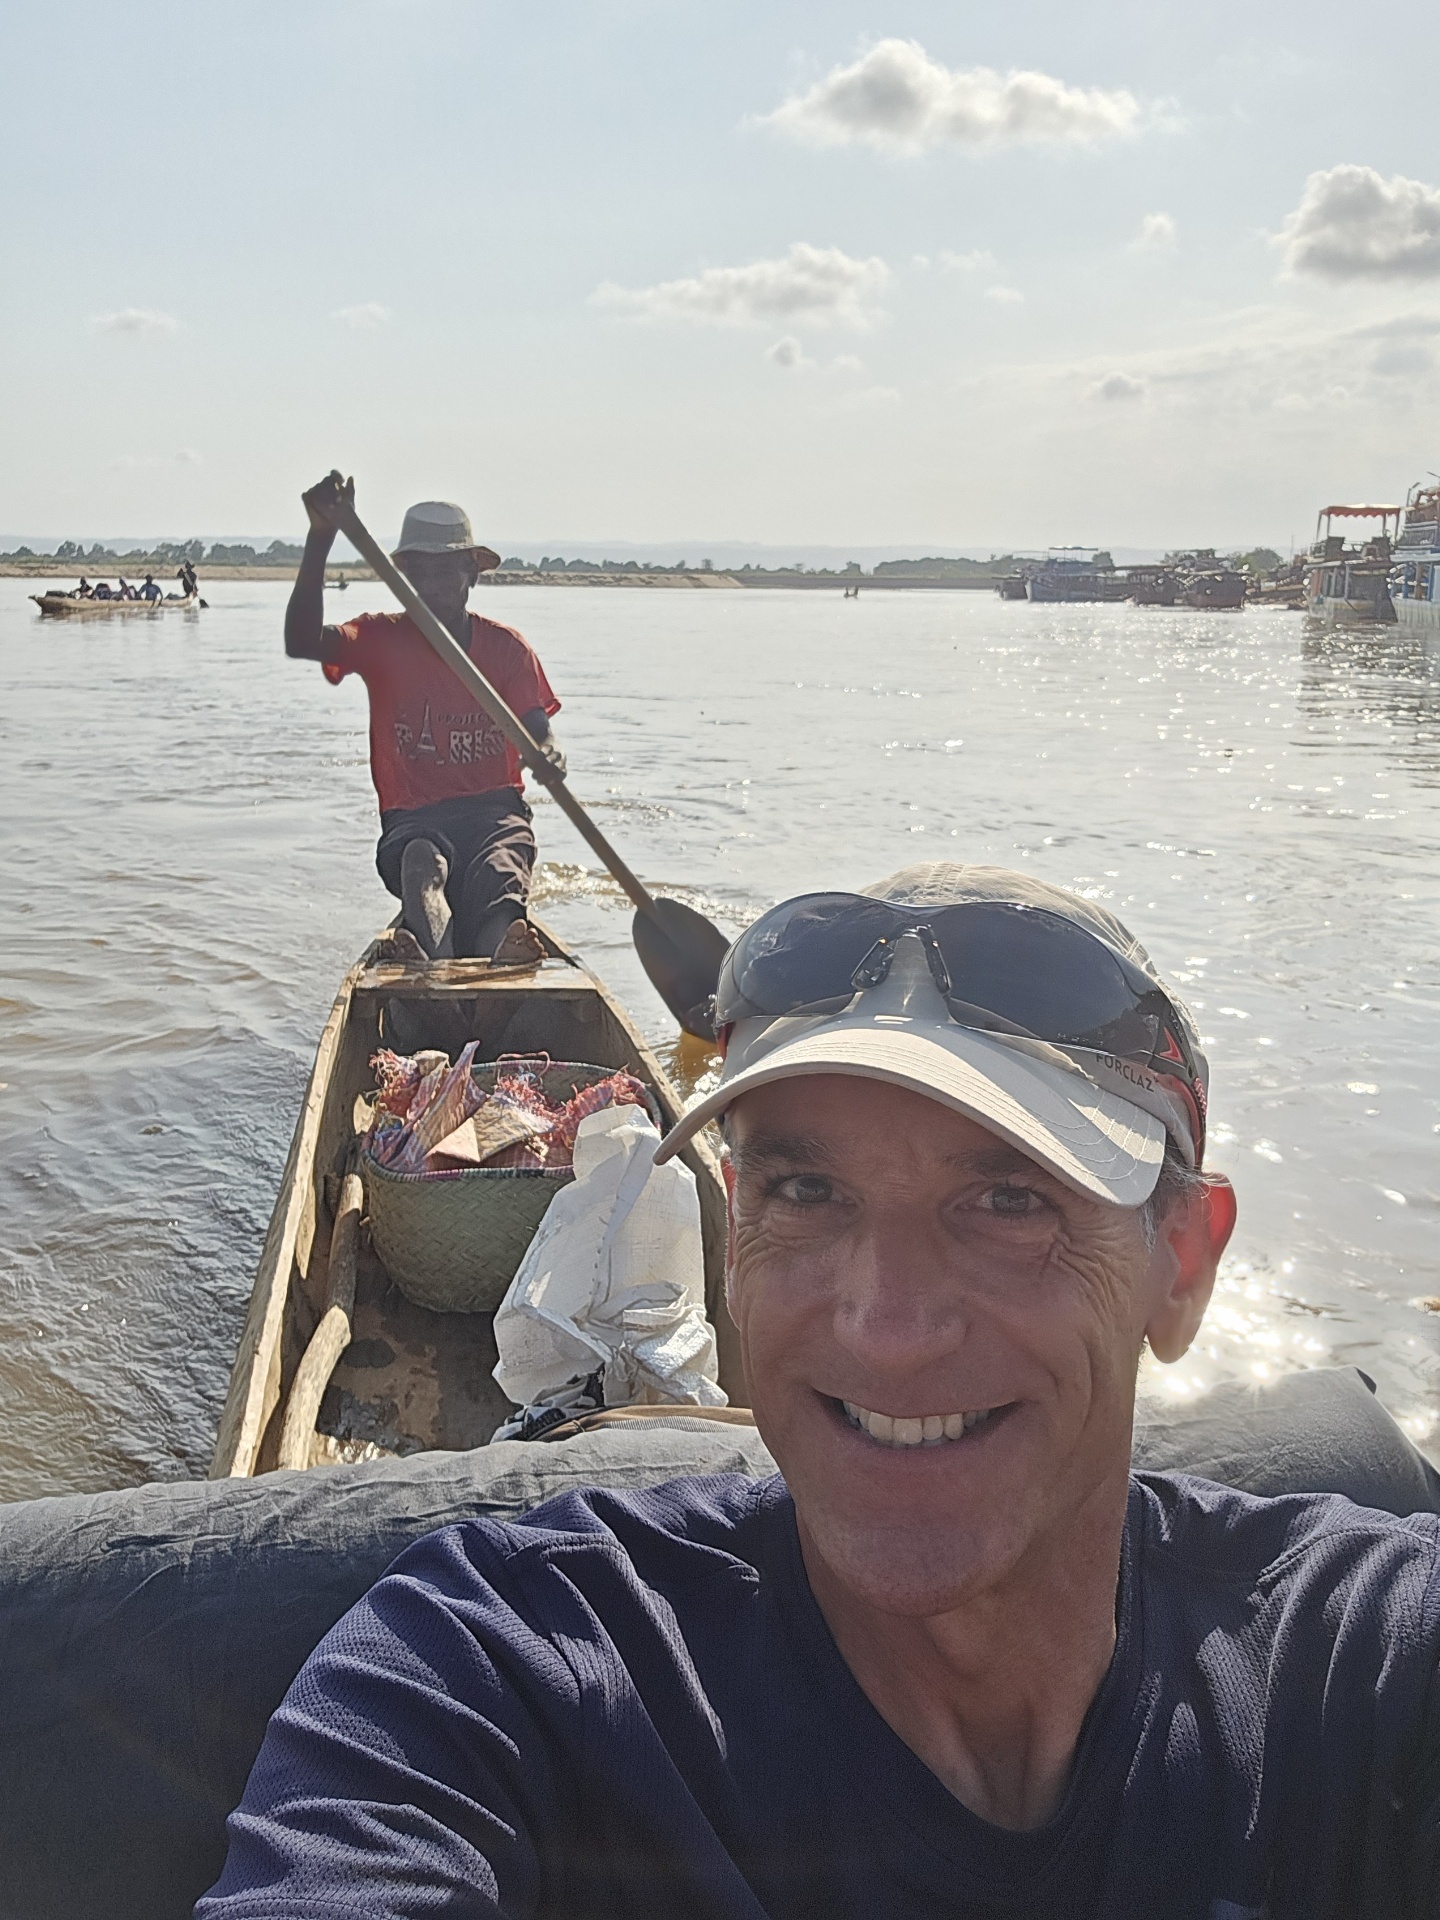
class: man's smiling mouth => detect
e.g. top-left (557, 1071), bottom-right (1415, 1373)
top-left (839, 1400), bottom-right (1012, 1448)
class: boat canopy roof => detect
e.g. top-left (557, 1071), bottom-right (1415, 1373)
top-left (1321, 504), bottom-right (1401, 517)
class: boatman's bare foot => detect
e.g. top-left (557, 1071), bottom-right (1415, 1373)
top-left (376, 928), bottom-right (429, 966)
top-left (491, 918), bottom-right (544, 967)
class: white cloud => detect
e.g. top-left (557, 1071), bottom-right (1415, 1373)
top-left (768, 335), bottom-right (810, 370)
top-left (985, 285), bottom-right (1025, 304)
top-left (594, 242), bottom-right (889, 330)
top-left (762, 40), bottom-right (1143, 154)
top-left (1025, 306), bottom-right (1440, 426)
top-left (332, 302), bottom-right (392, 329)
top-left (1278, 165), bottom-right (1440, 280)
top-left (1133, 211), bottom-right (1177, 250)
top-left (940, 248), bottom-right (999, 274)
top-left (89, 308), bottom-right (178, 336)
top-left (768, 337), bottom-right (868, 377)
top-left (1091, 371), bottom-right (1147, 402)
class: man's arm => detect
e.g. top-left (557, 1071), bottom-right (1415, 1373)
top-left (521, 706), bottom-right (566, 777)
top-left (197, 1526), bottom-right (562, 1917)
top-left (285, 470), bottom-right (353, 663)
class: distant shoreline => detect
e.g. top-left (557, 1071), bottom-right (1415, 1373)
top-left (3, 562), bottom-right (1003, 592)
top-left (1, 563), bottom-right (366, 584)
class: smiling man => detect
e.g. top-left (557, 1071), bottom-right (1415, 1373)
top-left (200, 865), bottom-right (1440, 1919)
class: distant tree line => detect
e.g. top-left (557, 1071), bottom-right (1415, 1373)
top-left (1, 538), bottom-right (307, 566)
top-left (503, 552), bottom-right (875, 572)
top-left (3, 541), bottom-right (1294, 576)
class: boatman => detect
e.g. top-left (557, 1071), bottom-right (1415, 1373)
top-left (285, 471), bottom-right (563, 966)
top-left (201, 862), bottom-right (1440, 1918)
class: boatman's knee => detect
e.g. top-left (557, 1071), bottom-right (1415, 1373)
top-left (400, 838), bottom-right (448, 892)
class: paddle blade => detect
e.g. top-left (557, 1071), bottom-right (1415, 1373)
top-left (632, 898), bottom-right (731, 1040)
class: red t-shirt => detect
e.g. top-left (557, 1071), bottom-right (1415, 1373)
top-left (324, 612), bottom-right (560, 816)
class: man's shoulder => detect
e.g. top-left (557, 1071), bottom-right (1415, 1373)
top-left (470, 614), bottom-right (535, 656)
top-left (434, 1470), bottom-right (784, 1575)
top-left (335, 609), bottom-right (408, 640)
top-left (1131, 1471), bottom-right (1440, 1632)
top-left (1135, 1469), bottom-right (1440, 1551)
top-left (352, 1472), bottom-right (785, 1670)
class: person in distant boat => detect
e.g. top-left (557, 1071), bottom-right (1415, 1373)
top-left (91, 580), bottom-right (113, 600)
top-left (116, 577), bottom-right (137, 600)
top-left (285, 471), bottom-right (564, 967)
top-left (177, 559), bottom-right (199, 599)
top-left (138, 574), bottom-right (162, 602)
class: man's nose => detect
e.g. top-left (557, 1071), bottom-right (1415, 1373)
top-left (828, 1213), bottom-right (970, 1378)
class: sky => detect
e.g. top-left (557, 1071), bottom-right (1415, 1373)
top-left (3, 0), bottom-right (1439, 554)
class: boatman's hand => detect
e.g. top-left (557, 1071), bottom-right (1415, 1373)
top-left (302, 470), bottom-right (354, 540)
top-left (522, 707), bottom-right (566, 779)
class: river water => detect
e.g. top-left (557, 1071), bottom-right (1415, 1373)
top-left (2, 577), bottom-right (1438, 1499)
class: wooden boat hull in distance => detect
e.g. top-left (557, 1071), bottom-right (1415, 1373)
top-left (1305, 564), bottom-right (1396, 625)
top-left (211, 924), bottom-right (743, 1479)
top-left (31, 592), bottom-right (199, 617)
top-left (1307, 594), bottom-right (1398, 627)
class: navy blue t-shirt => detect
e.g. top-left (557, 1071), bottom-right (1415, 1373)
top-left (200, 1473), bottom-right (1440, 1919)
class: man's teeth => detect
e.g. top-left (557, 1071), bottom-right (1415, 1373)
top-left (841, 1402), bottom-right (998, 1447)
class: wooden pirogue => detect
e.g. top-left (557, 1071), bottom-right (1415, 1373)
top-left (210, 921), bottom-right (742, 1479)
top-left (31, 591), bottom-right (199, 617)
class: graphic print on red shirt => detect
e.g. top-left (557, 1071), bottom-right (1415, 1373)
top-left (324, 612), bottom-right (560, 815)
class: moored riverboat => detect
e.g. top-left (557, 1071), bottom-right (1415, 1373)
top-left (1123, 565), bottom-right (1178, 607)
top-left (1247, 559), bottom-right (1307, 609)
top-left (1304, 504), bottom-right (1399, 625)
top-left (210, 922), bottom-right (739, 1480)
top-left (1168, 551), bottom-right (1246, 610)
top-left (1391, 481), bottom-right (1440, 632)
top-left (31, 590), bottom-right (199, 618)
top-left (1025, 550), bottom-right (1128, 603)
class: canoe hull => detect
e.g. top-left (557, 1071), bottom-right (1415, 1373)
top-left (31, 592), bottom-right (198, 617)
top-left (211, 927), bottom-right (741, 1478)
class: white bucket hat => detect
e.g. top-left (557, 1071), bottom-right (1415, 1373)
top-left (653, 863), bottom-right (1207, 1209)
top-left (392, 500), bottom-right (497, 565)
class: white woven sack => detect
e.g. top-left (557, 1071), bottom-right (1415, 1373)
top-left (492, 1105), bottom-right (724, 1412)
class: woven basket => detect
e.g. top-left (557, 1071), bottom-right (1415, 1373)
top-left (363, 1063), bottom-right (658, 1315)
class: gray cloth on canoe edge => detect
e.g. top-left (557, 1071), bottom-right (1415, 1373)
top-left (1, 1366), bottom-right (1436, 1920)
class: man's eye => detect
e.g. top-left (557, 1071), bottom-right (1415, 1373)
top-left (774, 1174), bottom-right (835, 1206)
top-left (983, 1184), bottom-right (1046, 1218)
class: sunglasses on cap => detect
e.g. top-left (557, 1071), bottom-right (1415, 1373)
top-left (714, 893), bottom-right (1206, 1158)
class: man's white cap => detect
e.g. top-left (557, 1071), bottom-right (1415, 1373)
top-left (392, 500), bottom-right (495, 560)
top-left (653, 863), bottom-right (1207, 1209)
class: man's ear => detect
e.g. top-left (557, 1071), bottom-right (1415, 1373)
top-left (1144, 1175), bottom-right (1237, 1364)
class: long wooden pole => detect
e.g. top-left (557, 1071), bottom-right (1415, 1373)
top-left (338, 506), bottom-right (661, 919)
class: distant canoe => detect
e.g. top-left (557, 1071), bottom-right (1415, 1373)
top-left (31, 592), bottom-right (199, 618)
